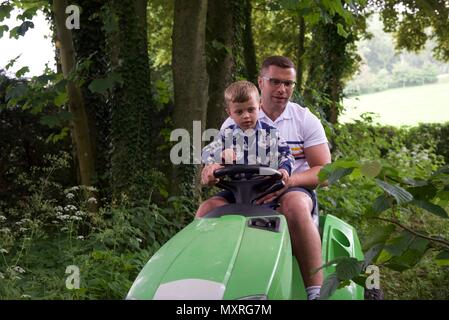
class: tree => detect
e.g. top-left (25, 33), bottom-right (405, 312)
top-left (108, 0), bottom-right (156, 204)
top-left (206, 0), bottom-right (236, 131)
top-left (375, 0), bottom-right (449, 62)
top-left (171, 0), bottom-right (209, 197)
top-left (52, 0), bottom-right (95, 190)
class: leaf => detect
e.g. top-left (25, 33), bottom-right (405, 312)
top-left (5, 54), bottom-right (21, 70)
top-left (318, 273), bottom-right (339, 300)
top-left (360, 160), bottom-right (382, 178)
top-left (335, 257), bottom-right (364, 281)
top-left (40, 115), bottom-right (60, 128)
top-left (362, 224), bottom-right (395, 252)
top-left (0, 24), bottom-right (8, 37)
top-left (328, 167), bottom-right (354, 185)
top-left (408, 184), bottom-right (437, 201)
top-left (372, 194), bottom-right (391, 214)
top-left (0, 3), bottom-right (13, 22)
top-left (382, 231), bottom-right (414, 258)
top-left (386, 237), bottom-right (429, 271)
top-left (9, 21), bottom-right (34, 39)
top-left (363, 243), bottom-right (384, 267)
top-left (54, 91), bottom-right (68, 106)
top-left (411, 200), bottom-right (448, 218)
top-left (375, 179), bottom-right (414, 205)
top-left (336, 23), bottom-right (349, 38)
top-left (5, 83), bottom-right (27, 101)
top-left (15, 66), bottom-right (29, 78)
top-left (88, 72), bottom-right (123, 94)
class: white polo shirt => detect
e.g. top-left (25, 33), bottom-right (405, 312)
top-left (220, 101), bottom-right (328, 173)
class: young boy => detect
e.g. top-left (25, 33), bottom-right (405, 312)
top-left (196, 80), bottom-right (294, 217)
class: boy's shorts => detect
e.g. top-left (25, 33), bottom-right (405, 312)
top-left (213, 187), bottom-right (317, 215)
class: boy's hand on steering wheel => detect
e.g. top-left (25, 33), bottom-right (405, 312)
top-left (201, 163), bottom-right (223, 186)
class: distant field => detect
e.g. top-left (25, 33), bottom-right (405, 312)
top-left (341, 79), bottom-right (449, 127)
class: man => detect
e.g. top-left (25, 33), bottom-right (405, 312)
top-left (198, 56), bottom-right (331, 300)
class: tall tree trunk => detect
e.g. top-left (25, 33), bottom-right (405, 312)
top-left (242, 0), bottom-right (258, 84)
top-left (71, 0), bottom-right (111, 206)
top-left (53, 0), bottom-right (95, 189)
top-left (206, 0), bottom-right (235, 130)
top-left (109, 0), bottom-right (155, 204)
top-left (171, 0), bottom-right (209, 198)
top-left (297, 15), bottom-right (306, 93)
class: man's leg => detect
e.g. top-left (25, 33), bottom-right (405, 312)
top-left (279, 191), bottom-right (323, 295)
top-left (195, 196), bottom-right (228, 218)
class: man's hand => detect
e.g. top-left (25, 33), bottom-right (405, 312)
top-left (201, 163), bottom-right (223, 186)
top-left (256, 169), bottom-right (290, 205)
top-left (279, 168), bottom-right (289, 185)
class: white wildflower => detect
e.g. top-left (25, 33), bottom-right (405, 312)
top-left (136, 238), bottom-right (142, 243)
top-left (0, 248), bottom-right (8, 254)
top-left (52, 220), bottom-right (59, 224)
top-left (64, 205), bottom-right (77, 211)
top-left (66, 192), bottom-right (75, 199)
top-left (75, 211), bottom-right (85, 216)
top-left (70, 216), bottom-right (82, 221)
top-left (19, 227), bottom-right (28, 232)
top-left (0, 215), bottom-right (6, 222)
top-left (60, 227), bottom-right (69, 232)
top-left (13, 266), bottom-right (25, 274)
top-left (21, 294), bottom-right (31, 299)
top-left (87, 197), bottom-right (97, 204)
top-left (77, 235), bottom-right (84, 240)
top-left (0, 227), bottom-right (11, 233)
top-left (0, 272), bottom-right (4, 279)
top-left (69, 186), bottom-right (79, 191)
top-left (55, 206), bottom-right (63, 212)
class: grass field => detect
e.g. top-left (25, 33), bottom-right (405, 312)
top-left (341, 78), bottom-right (449, 127)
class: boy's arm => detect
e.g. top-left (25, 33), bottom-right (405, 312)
top-left (202, 131), bottom-right (225, 165)
top-left (276, 131), bottom-right (294, 176)
top-left (201, 131), bottom-right (225, 185)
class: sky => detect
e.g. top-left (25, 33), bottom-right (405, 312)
top-left (0, 9), bottom-right (55, 77)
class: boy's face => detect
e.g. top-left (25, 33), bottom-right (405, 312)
top-left (226, 94), bottom-right (259, 131)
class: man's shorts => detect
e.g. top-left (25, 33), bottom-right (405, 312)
top-left (214, 187), bottom-right (317, 215)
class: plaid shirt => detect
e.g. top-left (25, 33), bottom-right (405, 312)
top-left (202, 120), bottom-right (294, 175)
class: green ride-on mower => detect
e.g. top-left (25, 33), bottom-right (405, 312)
top-left (126, 165), bottom-right (365, 300)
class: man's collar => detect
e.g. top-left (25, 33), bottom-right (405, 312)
top-left (259, 102), bottom-right (292, 122)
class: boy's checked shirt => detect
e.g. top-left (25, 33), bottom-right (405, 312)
top-left (202, 120), bottom-right (295, 175)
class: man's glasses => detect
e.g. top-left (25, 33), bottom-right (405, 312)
top-left (262, 76), bottom-right (296, 88)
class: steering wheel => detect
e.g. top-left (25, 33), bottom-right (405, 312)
top-left (212, 165), bottom-right (285, 205)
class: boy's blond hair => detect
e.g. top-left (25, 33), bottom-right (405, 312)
top-left (224, 80), bottom-right (260, 107)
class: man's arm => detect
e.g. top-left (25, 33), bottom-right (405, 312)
top-left (256, 142), bottom-right (330, 204)
top-left (287, 143), bottom-right (331, 189)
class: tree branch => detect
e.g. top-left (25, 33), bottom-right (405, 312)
top-left (372, 217), bottom-right (449, 248)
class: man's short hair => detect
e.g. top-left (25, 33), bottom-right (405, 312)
top-left (260, 56), bottom-right (296, 75)
top-left (224, 80), bottom-right (260, 107)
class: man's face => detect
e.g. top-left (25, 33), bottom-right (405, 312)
top-left (258, 65), bottom-right (296, 110)
top-left (226, 94), bottom-right (260, 131)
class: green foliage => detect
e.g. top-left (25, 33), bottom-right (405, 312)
top-left (0, 151), bottom-right (190, 299)
top-left (317, 119), bottom-right (449, 298)
top-left (377, 0), bottom-right (449, 62)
